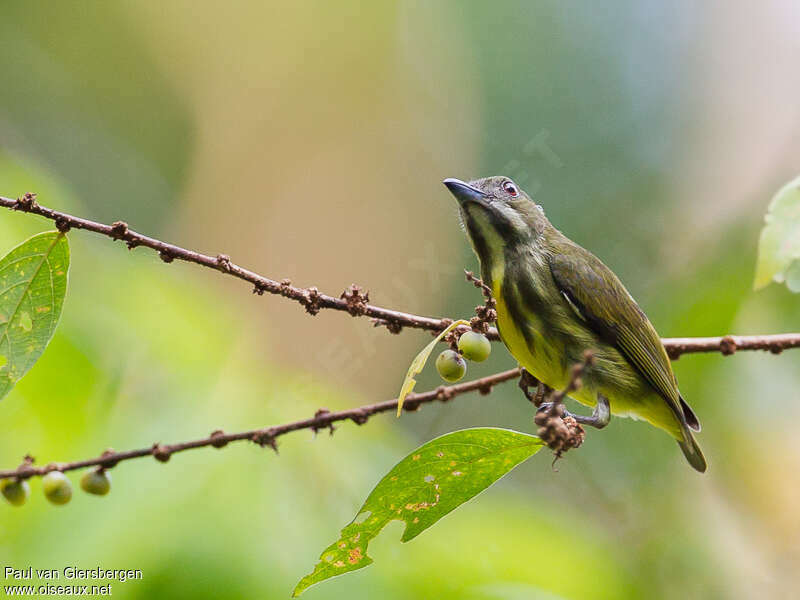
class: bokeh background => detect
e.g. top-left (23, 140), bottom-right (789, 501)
top-left (1, 2), bottom-right (799, 599)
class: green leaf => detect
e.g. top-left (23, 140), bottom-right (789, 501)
top-left (0, 231), bottom-right (70, 400)
top-left (754, 174), bottom-right (800, 291)
top-left (293, 428), bottom-right (544, 596)
top-left (396, 319), bottom-right (470, 416)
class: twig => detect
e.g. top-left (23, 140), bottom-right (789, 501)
top-left (534, 353), bottom-right (595, 458)
top-left (0, 368), bottom-right (521, 480)
top-left (464, 270), bottom-right (497, 335)
top-left (663, 334), bottom-right (800, 358)
top-left (3, 193), bottom-right (799, 357)
top-left (546, 351), bottom-right (594, 409)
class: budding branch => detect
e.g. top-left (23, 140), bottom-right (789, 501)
top-left (0, 368), bottom-right (521, 480)
top-left (1, 192), bottom-right (799, 480)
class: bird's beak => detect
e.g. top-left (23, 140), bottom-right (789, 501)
top-left (443, 178), bottom-right (488, 206)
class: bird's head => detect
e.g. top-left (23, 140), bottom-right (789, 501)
top-left (444, 176), bottom-right (547, 255)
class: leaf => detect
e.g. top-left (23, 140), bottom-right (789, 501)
top-left (396, 319), bottom-right (470, 416)
top-left (785, 259), bottom-right (800, 293)
top-left (754, 174), bottom-right (800, 291)
top-left (293, 428), bottom-right (544, 596)
top-left (0, 231), bottom-right (70, 400)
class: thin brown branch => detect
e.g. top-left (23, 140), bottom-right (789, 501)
top-left (0, 193), bottom-right (472, 338)
top-left (3, 193), bottom-right (799, 357)
top-left (534, 354), bottom-right (594, 457)
top-left (663, 333), bottom-right (800, 358)
top-left (547, 351), bottom-right (594, 408)
top-left (0, 368), bottom-right (521, 481)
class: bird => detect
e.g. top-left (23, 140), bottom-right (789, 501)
top-left (443, 176), bottom-right (706, 472)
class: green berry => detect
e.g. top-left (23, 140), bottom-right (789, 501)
top-left (1, 479), bottom-right (30, 506)
top-left (42, 471), bottom-right (72, 505)
top-left (436, 349), bottom-right (467, 382)
top-left (80, 469), bottom-right (111, 496)
top-left (458, 331), bottom-right (492, 362)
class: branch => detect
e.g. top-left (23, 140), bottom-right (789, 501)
top-left (0, 368), bottom-right (521, 480)
top-left (2, 193), bottom-right (799, 482)
top-left (0, 193), bottom-right (466, 337)
top-left (3, 193), bottom-right (799, 357)
top-left (663, 334), bottom-right (800, 358)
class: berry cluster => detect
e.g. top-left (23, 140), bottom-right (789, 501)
top-left (435, 330), bottom-right (492, 383)
top-left (1, 468), bottom-right (111, 508)
top-left (433, 271), bottom-right (498, 383)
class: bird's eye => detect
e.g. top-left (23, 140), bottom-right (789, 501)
top-left (502, 181), bottom-right (519, 197)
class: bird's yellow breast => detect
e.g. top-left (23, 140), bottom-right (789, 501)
top-left (493, 276), bottom-right (682, 437)
top-left (492, 278), bottom-right (571, 391)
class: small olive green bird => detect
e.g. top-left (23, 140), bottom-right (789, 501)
top-left (444, 176), bottom-right (706, 472)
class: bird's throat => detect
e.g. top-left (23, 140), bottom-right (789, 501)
top-left (462, 207), bottom-right (507, 290)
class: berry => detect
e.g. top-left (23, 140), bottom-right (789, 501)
top-left (436, 350), bottom-right (467, 383)
top-left (42, 471), bottom-right (72, 505)
top-left (80, 469), bottom-right (111, 496)
top-left (457, 331), bottom-right (492, 362)
top-left (1, 479), bottom-right (30, 507)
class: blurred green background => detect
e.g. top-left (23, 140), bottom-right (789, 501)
top-left (1, 2), bottom-right (799, 599)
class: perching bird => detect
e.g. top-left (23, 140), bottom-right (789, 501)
top-left (444, 176), bottom-right (706, 472)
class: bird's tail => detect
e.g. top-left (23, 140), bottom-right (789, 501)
top-left (677, 427), bottom-right (707, 473)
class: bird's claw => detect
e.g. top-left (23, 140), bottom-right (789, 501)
top-left (536, 394), bottom-right (611, 429)
top-left (519, 369), bottom-right (549, 406)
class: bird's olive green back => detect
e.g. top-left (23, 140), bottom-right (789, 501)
top-left (544, 230), bottom-right (683, 415)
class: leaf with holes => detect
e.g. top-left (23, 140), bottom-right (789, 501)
top-left (0, 231), bottom-right (70, 400)
top-left (754, 174), bottom-right (800, 292)
top-left (292, 428), bottom-right (544, 596)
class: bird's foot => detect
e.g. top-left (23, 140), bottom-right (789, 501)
top-left (519, 369), bottom-right (549, 406)
top-left (536, 394), bottom-right (610, 429)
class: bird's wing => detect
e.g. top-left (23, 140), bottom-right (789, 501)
top-left (547, 239), bottom-right (682, 415)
